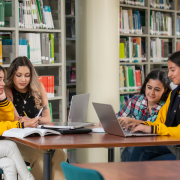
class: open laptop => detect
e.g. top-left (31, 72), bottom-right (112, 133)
top-left (42, 94), bottom-right (93, 129)
top-left (92, 102), bottom-right (157, 137)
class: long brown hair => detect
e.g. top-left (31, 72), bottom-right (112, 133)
top-left (6, 56), bottom-right (42, 109)
top-left (0, 65), bottom-right (6, 78)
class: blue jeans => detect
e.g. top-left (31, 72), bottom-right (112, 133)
top-left (129, 146), bottom-right (176, 161)
top-left (121, 147), bottom-right (134, 162)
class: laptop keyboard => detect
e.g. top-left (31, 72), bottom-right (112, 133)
top-left (123, 129), bottom-right (146, 135)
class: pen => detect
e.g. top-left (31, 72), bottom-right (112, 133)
top-left (23, 111), bottom-right (27, 117)
top-left (36, 107), bottom-right (43, 118)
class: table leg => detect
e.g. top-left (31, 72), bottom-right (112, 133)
top-left (43, 150), bottom-right (53, 180)
top-left (108, 148), bottom-right (114, 162)
top-left (176, 148), bottom-right (180, 160)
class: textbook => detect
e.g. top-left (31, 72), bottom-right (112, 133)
top-left (2, 128), bottom-right (60, 138)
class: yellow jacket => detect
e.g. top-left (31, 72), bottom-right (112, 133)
top-left (0, 97), bottom-right (23, 136)
top-left (143, 89), bottom-right (180, 137)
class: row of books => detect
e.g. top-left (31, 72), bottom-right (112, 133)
top-left (150, 0), bottom-right (171, 9)
top-left (177, 42), bottom-right (180, 51)
top-left (119, 37), bottom-right (146, 62)
top-left (119, 7), bottom-right (144, 34)
top-left (150, 38), bottom-right (171, 62)
top-left (66, 0), bottom-right (75, 16)
top-left (66, 19), bottom-right (75, 38)
top-left (119, 65), bottom-right (145, 92)
top-left (176, 16), bottom-right (180, 36)
top-left (66, 66), bottom-right (76, 83)
top-left (19, 0), bottom-right (54, 29)
top-left (48, 102), bottom-right (53, 122)
top-left (38, 76), bottom-right (54, 98)
top-left (120, 0), bottom-right (145, 6)
top-left (120, 94), bottom-right (134, 111)
top-left (150, 11), bottom-right (172, 36)
top-left (2, 33), bottom-right (54, 64)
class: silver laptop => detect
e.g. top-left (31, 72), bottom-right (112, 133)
top-left (42, 94), bottom-right (93, 129)
top-left (92, 102), bottom-right (157, 137)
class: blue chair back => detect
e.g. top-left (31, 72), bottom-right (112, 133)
top-left (61, 162), bottom-right (104, 180)
top-left (0, 168), bottom-right (3, 180)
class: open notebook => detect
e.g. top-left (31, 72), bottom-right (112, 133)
top-left (2, 128), bottom-right (60, 138)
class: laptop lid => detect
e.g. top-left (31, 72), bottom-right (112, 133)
top-left (92, 102), bottom-right (126, 137)
top-left (68, 93), bottom-right (90, 122)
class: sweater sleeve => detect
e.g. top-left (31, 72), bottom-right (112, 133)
top-left (0, 97), bottom-right (15, 121)
top-left (0, 121), bottom-right (24, 136)
top-left (142, 92), bottom-right (180, 136)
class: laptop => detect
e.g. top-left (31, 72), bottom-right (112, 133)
top-left (92, 102), bottom-right (158, 137)
top-left (42, 94), bottom-right (93, 129)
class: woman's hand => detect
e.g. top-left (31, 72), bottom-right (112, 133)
top-left (126, 124), bottom-right (151, 134)
top-left (24, 117), bottom-right (39, 128)
top-left (118, 117), bottom-right (142, 127)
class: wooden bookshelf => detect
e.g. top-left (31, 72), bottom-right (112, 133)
top-left (119, 0), bottom-right (177, 101)
top-left (1, 0), bottom-right (66, 122)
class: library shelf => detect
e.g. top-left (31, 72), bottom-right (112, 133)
top-left (119, 62), bottom-right (148, 65)
top-left (65, 15), bottom-right (75, 18)
top-left (150, 62), bottom-right (168, 65)
top-left (119, 33), bottom-right (148, 37)
top-left (48, 96), bottom-right (62, 101)
top-left (119, 4), bottom-right (148, 10)
top-left (66, 60), bottom-right (76, 63)
top-left (2, 63), bottom-right (62, 68)
top-left (119, 91), bottom-right (140, 95)
top-left (0, 27), bottom-right (15, 31)
top-left (66, 38), bottom-right (76, 40)
top-left (149, 8), bottom-right (175, 12)
top-left (66, 83), bottom-right (76, 86)
top-left (150, 35), bottom-right (175, 38)
top-left (19, 28), bottom-right (61, 33)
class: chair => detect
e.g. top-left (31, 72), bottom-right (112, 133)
top-left (61, 162), bottom-right (104, 180)
top-left (0, 168), bottom-right (3, 180)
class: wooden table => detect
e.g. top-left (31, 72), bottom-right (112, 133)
top-left (73, 161), bottom-right (180, 180)
top-left (9, 133), bottom-right (180, 180)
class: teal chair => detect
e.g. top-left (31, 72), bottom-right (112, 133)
top-left (61, 162), bottom-right (104, 180)
top-left (0, 168), bottom-right (3, 180)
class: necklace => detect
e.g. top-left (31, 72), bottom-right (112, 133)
top-left (17, 91), bottom-right (29, 104)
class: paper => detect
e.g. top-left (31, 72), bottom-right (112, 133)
top-left (92, 128), bottom-right (105, 133)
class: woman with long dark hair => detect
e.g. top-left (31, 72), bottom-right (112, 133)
top-left (125, 51), bottom-right (180, 161)
top-left (117, 70), bottom-right (172, 161)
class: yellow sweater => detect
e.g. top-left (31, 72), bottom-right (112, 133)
top-left (0, 97), bottom-right (23, 136)
top-left (143, 91), bottom-right (180, 137)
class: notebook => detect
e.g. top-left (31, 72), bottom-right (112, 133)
top-left (92, 102), bottom-right (158, 137)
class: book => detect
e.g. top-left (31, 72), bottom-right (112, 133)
top-left (2, 128), bottom-right (60, 138)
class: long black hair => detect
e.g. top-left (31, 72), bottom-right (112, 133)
top-left (140, 70), bottom-right (171, 102)
top-left (168, 51), bottom-right (180, 67)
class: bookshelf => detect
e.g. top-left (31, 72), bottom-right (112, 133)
top-left (119, 0), bottom-right (178, 109)
top-left (1, 0), bottom-right (66, 122)
top-left (65, 0), bottom-right (76, 112)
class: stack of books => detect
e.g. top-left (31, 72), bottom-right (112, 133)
top-left (176, 15), bottom-right (180, 37)
top-left (150, 38), bottom-right (171, 62)
top-left (120, 7), bottom-right (144, 34)
top-left (38, 76), bottom-right (54, 98)
top-left (119, 65), bottom-right (144, 92)
top-left (119, 37), bottom-right (146, 62)
top-left (18, 0), bottom-right (54, 29)
top-left (150, 11), bottom-right (172, 36)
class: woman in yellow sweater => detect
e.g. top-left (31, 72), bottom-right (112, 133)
top-left (125, 51), bottom-right (180, 161)
top-left (0, 65), bottom-right (36, 180)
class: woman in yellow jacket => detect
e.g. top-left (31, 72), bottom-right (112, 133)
top-left (0, 65), bottom-right (37, 180)
top-left (125, 51), bottom-right (180, 161)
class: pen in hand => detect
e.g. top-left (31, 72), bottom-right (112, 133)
top-left (23, 111), bottom-right (28, 117)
